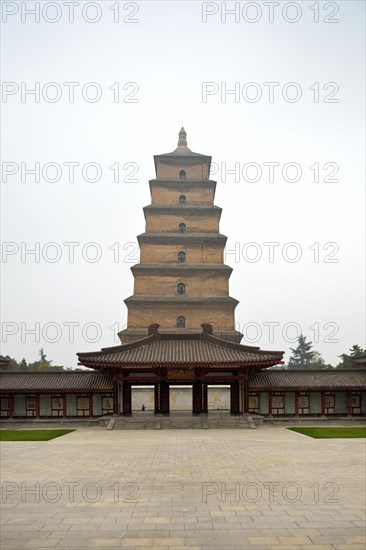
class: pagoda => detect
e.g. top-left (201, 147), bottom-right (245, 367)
top-left (118, 128), bottom-right (243, 344)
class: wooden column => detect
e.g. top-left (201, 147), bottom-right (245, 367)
top-left (161, 382), bottom-right (170, 415)
top-left (119, 383), bottom-right (123, 414)
top-left (36, 394), bottom-right (40, 418)
top-left (155, 382), bottom-right (170, 415)
top-left (89, 393), bottom-right (93, 418)
top-left (295, 391), bottom-right (299, 417)
top-left (347, 392), bottom-right (352, 416)
top-left (154, 383), bottom-right (161, 414)
top-left (268, 391), bottom-right (273, 417)
top-left (201, 382), bottom-right (208, 414)
top-left (230, 381), bottom-right (240, 415)
top-left (9, 395), bottom-right (13, 419)
top-left (192, 382), bottom-right (201, 414)
top-left (122, 382), bottom-right (132, 415)
top-left (243, 379), bottom-right (249, 414)
top-left (113, 380), bottom-right (119, 415)
top-left (62, 394), bottom-right (67, 418)
top-left (321, 391), bottom-right (326, 417)
top-left (192, 381), bottom-right (207, 414)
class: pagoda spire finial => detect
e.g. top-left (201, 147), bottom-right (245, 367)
top-left (178, 127), bottom-right (187, 147)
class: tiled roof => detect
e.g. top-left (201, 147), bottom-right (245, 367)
top-left (1, 369), bottom-right (364, 393)
top-left (0, 372), bottom-right (112, 392)
top-left (78, 331), bottom-right (283, 368)
top-left (143, 205), bottom-right (222, 214)
top-left (124, 296), bottom-right (238, 305)
top-left (249, 370), bottom-right (366, 390)
top-left (137, 233), bottom-right (227, 246)
top-left (131, 264), bottom-right (233, 274)
top-left (149, 180), bottom-right (216, 188)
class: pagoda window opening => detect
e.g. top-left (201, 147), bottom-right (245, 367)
top-left (179, 170), bottom-right (186, 180)
top-left (179, 195), bottom-right (186, 205)
top-left (177, 316), bottom-right (185, 328)
top-left (177, 283), bottom-right (186, 295)
top-left (178, 223), bottom-right (186, 233)
top-left (178, 251), bottom-right (186, 263)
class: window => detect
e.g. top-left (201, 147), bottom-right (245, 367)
top-left (177, 316), bottom-right (185, 328)
top-left (178, 223), bottom-right (186, 233)
top-left (178, 251), bottom-right (186, 263)
top-left (179, 170), bottom-right (186, 179)
top-left (177, 283), bottom-right (185, 295)
top-left (179, 195), bottom-right (186, 205)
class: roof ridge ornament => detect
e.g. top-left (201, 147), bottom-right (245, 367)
top-left (148, 323), bottom-right (160, 335)
top-left (178, 127), bottom-right (187, 147)
top-left (201, 323), bottom-right (213, 337)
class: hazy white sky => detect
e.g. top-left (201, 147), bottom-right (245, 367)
top-left (1, 0), bottom-right (365, 367)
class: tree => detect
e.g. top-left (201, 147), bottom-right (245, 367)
top-left (36, 348), bottom-right (52, 371)
top-left (350, 345), bottom-right (365, 357)
top-left (307, 351), bottom-right (334, 370)
top-left (287, 335), bottom-right (316, 369)
top-left (39, 348), bottom-right (51, 364)
top-left (0, 352), bottom-right (67, 372)
top-left (336, 345), bottom-right (366, 369)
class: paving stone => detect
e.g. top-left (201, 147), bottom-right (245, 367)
top-left (259, 528), bottom-right (294, 536)
top-left (0, 424), bottom-right (365, 550)
top-left (118, 539), bottom-right (155, 547)
top-left (86, 541), bottom-right (126, 548)
top-left (42, 525), bottom-right (72, 532)
top-left (97, 523), bottom-right (126, 531)
top-left (310, 536), bottom-right (348, 544)
top-left (54, 540), bottom-right (92, 549)
top-left (343, 535), bottom-right (366, 543)
top-left (152, 538), bottom-right (185, 547)
top-left (69, 523), bottom-right (101, 531)
top-left (279, 536), bottom-right (312, 544)
top-left (248, 536), bottom-right (280, 544)
top-left (24, 539), bottom-right (60, 548)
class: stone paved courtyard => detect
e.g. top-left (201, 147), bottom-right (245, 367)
top-left (0, 424), bottom-right (365, 550)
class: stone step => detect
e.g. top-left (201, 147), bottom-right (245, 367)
top-left (161, 417), bottom-right (204, 429)
top-left (115, 420), bottom-right (157, 430)
top-left (108, 413), bottom-right (263, 430)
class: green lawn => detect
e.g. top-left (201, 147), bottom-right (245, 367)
top-left (288, 427), bottom-right (366, 439)
top-left (0, 429), bottom-right (75, 441)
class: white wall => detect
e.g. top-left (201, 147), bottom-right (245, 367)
top-left (131, 386), bottom-right (231, 411)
